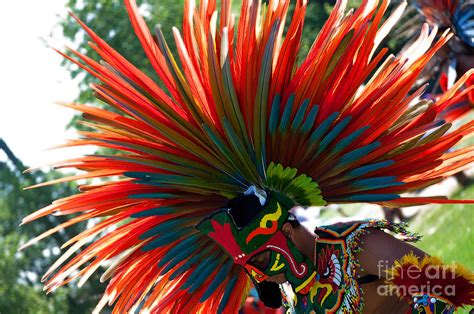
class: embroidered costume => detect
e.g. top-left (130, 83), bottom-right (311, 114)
top-left (387, 253), bottom-right (474, 314)
top-left (307, 220), bottom-right (420, 313)
top-left (22, 0), bottom-right (474, 312)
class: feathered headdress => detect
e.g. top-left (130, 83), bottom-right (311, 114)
top-left (386, 253), bottom-right (474, 311)
top-left (22, 0), bottom-right (474, 312)
top-left (394, 0), bottom-right (473, 93)
top-left (416, 0), bottom-right (474, 49)
top-left (434, 70), bottom-right (473, 122)
top-left (411, 0), bottom-right (474, 124)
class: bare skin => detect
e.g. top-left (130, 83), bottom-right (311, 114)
top-left (249, 222), bottom-right (428, 313)
top-left (353, 228), bottom-right (426, 313)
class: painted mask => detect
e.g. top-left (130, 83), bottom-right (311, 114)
top-left (196, 186), bottom-right (318, 301)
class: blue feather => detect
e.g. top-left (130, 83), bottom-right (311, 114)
top-left (199, 260), bottom-right (233, 302)
top-left (128, 172), bottom-right (183, 182)
top-left (187, 258), bottom-right (221, 292)
top-left (129, 193), bottom-right (177, 199)
top-left (269, 95), bottom-right (281, 136)
top-left (347, 160), bottom-right (395, 177)
top-left (291, 99), bottom-right (310, 131)
top-left (123, 171), bottom-right (152, 180)
top-left (316, 116), bottom-right (352, 154)
top-left (202, 124), bottom-right (233, 158)
top-left (142, 229), bottom-right (190, 251)
top-left (309, 112), bottom-right (339, 144)
top-left (217, 275), bottom-right (238, 312)
top-left (222, 119), bottom-right (250, 157)
top-left (158, 235), bottom-right (199, 268)
top-left (169, 254), bottom-right (201, 280)
top-left (279, 94), bottom-right (295, 133)
top-left (351, 176), bottom-right (396, 186)
top-left (180, 256), bottom-right (216, 290)
top-left (159, 244), bottom-right (198, 275)
top-left (202, 124), bottom-right (246, 183)
top-left (139, 218), bottom-right (193, 240)
top-left (333, 125), bottom-right (369, 154)
top-left (338, 142), bottom-right (381, 165)
top-left (131, 206), bottom-right (176, 218)
top-left (337, 194), bottom-right (400, 202)
top-left (350, 176), bottom-right (404, 190)
top-left (133, 180), bottom-right (165, 187)
top-left (301, 105), bottom-right (319, 134)
top-left (260, 139), bottom-right (267, 172)
top-left (97, 141), bottom-right (210, 175)
top-left (457, 7), bottom-right (474, 24)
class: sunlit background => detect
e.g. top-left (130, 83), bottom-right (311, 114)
top-left (0, 0), bottom-right (92, 167)
top-left (0, 0), bottom-right (472, 313)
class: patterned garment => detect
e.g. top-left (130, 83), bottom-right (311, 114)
top-left (282, 220), bottom-right (421, 313)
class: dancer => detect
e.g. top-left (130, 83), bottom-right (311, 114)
top-left (22, 0), bottom-right (474, 312)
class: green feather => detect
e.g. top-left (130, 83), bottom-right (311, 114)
top-left (266, 162), bottom-right (326, 206)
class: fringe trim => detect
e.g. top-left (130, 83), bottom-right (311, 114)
top-left (386, 252), bottom-right (474, 308)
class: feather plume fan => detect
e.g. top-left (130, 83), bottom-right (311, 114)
top-left (21, 0), bottom-right (474, 312)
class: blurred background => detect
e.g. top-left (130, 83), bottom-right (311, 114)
top-left (0, 0), bottom-right (472, 313)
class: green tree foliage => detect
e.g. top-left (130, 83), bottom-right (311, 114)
top-left (61, 0), bottom-right (184, 129)
top-left (0, 231), bottom-right (71, 314)
top-left (0, 139), bottom-right (104, 313)
top-left (62, 0), bottom-right (184, 100)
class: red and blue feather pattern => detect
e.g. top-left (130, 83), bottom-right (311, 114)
top-left (435, 71), bottom-right (474, 122)
top-left (21, 0), bottom-right (474, 312)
